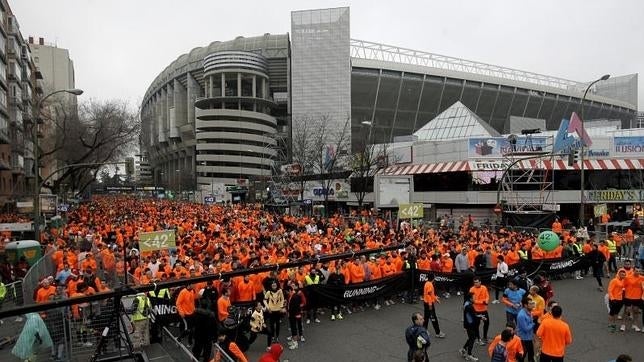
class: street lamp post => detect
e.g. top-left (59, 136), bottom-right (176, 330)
top-left (579, 74), bottom-right (610, 227)
top-left (33, 88), bottom-right (83, 242)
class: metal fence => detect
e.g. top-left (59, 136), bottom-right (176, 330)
top-left (160, 326), bottom-right (200, 362)
top-left (21, 249), bottom-right (56, 306)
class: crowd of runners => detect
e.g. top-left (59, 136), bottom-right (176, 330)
top-left (0, 196), bottom-right (642, 361)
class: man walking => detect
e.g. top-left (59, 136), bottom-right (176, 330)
top-left (405, 312), bottom-right (430, 362)
top-left (469, 277), bottom-right (490, 344)
top-left (516, 297), bottom-right (535, 362)
top-left (422, 273), bottom-right (446, 338)
top-left (536, 305), bottom-right (572, 362)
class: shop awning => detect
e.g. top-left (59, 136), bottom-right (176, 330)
top-left (378, 159), bottom-right (644, 176)
top-left (379, 161), bottom-right (470, 175)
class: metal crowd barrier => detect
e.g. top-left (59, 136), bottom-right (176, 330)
top-left (22, 249), bottom-right (56, 305)
top-left (161, 326), bottom-right (200, 362)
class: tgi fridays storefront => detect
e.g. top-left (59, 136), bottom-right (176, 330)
top-left (378, 158), bottom-right (644, 224)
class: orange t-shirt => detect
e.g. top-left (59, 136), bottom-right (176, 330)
top-left (217, 296), bottom-right (232, 322)
top-left (488, 335), bottom-right (524, 362)
top-left (607, 277), bottom-right (625, 301)
top-left (423, 281), bottom-right (437, 304)
top-left (624, 274), bottom-right (643, 300)
top-left (236, 281), bottom-right (255, 302)
top-left (536, 317), bottom-right (572, 358)
top-left (469, 285), bottom-right (489, 312)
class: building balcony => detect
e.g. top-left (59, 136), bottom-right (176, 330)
top-left (9, 96), bottom-right (23, 110)
top-left (10, 152), bottom-right (24, 174)
top-left (22, 107), bottom-right (32, 124)
top-left (0, 128), bottom-right (9, 144)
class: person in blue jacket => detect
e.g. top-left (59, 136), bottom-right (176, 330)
top-left (502, 278), bottom-right (526, 325)
top-left (516, 296), bottom-right (535, 362)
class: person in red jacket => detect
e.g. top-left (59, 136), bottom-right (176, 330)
top-left (258, 343), bottom-right (284, 362)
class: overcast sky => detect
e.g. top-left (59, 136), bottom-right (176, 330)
top-left (11, 0), bottom-right (643, 111)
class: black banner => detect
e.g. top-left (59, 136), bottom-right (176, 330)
top-left (416, 256), bottom-right (590, 286)
top-left (305, 274), bottom-right (410, 308)
top-left (148, 296), bottom-right (181, 325)
top-left (146, 256), bottom-right (591, 326)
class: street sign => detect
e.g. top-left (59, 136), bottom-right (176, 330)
top-left (204, 196), bottom-right (215, 204)
top-left (398, 203), bottom-right (424, 219)
top-left (139, 230), bottom-right (176, 252)
top-left (303, 199), bottom-right (312, 205)
top-left (226, 185), bottom-right (248, 193)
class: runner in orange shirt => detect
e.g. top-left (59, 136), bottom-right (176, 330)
top-left (536, 305), bottom-right (572, 361)
top-left (469, 277), bottom-right (490, 344)
top-left (621, 267), bottom-right (643, 332)
top-left (607, 269), bottom-right (627, 333)
top-left (422, 273), bottom-right (445, 339)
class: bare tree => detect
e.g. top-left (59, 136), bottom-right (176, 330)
top-left (310, 116), bottom-right (351, 213)
top-left (290, 116), bottom-right (327, 202)
top-left (38, 99), bottom-right (140, 195)
top-left (351, 141), bottom-right (392, 209)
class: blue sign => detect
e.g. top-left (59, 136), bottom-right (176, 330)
top-left (552, 113), bottom-right (592, 154)
top-left (204, 196), bottom-right (215, 204)
top-left (303, 199), bottom-right (312, 205)
top-left (614, 136), bottom-right (644, 154)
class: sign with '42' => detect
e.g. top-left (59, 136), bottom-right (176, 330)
top-left (139, 230), bottom-right (176, 252)
top-left (398, 203), bottom-right (424, 219)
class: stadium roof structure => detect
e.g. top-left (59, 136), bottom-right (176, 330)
top-left (414, 101), bottom-right (500, 141)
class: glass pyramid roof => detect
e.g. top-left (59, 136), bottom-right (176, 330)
top-left (414, 101), bottom-right (500, 141)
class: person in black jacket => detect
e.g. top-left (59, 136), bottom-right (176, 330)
top-left (286, 282), bottom-right (306, 350)
top-left (326, 267), bottom-right (345, 321)
top-left (459, 292), bottom-right (479, 361)
top-left (192, 299), bottom-right (217, 362)
top-left (405, 312), bottom-right (430, 362)
top-left (587, 243), bottom-right (607, 291)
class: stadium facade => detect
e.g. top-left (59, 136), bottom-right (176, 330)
top-left (141, 7), bottom-right (638, 215)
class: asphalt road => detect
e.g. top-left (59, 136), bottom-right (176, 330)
top-left (244, 277), bottom-right (641, 362)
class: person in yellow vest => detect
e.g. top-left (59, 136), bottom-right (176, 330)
top-left (606, 234), bottom-right (618, 274)
top-left (130, 292), bottom-right (152, 349)
top-left (304, 269), bottom-right (321, 324)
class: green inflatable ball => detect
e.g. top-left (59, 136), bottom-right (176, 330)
top-left (537, 231), bottom-right (561, 252)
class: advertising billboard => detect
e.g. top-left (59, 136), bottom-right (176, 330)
top-left (613, 136), bottom-right (644, 155)
top-left (468, 137), bottom-right (548, 158)
top-left (375, 175), bottom-right (412, 208)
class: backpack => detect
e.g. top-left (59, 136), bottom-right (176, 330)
top-left (491, 343), bottom-right (508, 362)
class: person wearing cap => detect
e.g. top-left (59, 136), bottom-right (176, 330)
top-left (608, 268), bottom-right (627, 333)
top-left (35, 278), bottom-right (56, 304)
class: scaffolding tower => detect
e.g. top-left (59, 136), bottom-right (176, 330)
top-left (500, 134), bottom-right (556, 214)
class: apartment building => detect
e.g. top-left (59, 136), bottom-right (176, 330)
top-left (0, 0), bottom-right (41, 210)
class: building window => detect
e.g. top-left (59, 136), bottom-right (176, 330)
top-left (212, 74), bottom-right (222, 97)
top-left (241, 74), bottom-right (253, 97)
top-left (224, 73), bottom-right (238, 97)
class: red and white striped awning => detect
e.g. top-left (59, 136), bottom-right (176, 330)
top-left (378, 159), bottom-right (644, 176)
top-left (379, 161), bottom-right (470, 175)
top-left (513, 159), bottom-right (644, 171)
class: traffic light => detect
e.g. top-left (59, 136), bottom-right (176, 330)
top-left (567, 149), bottom-right (579, 167)
top-left (125, 157), bottom-right (135, 176)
